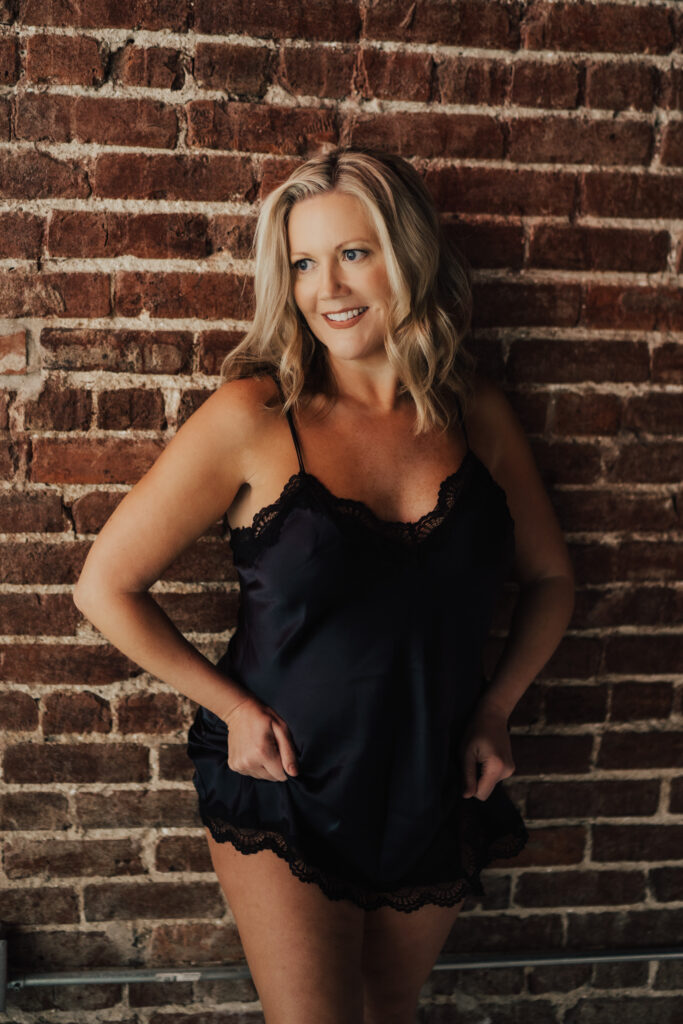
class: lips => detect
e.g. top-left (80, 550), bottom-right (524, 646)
top-left (322, 306), bottom-right (369, 326)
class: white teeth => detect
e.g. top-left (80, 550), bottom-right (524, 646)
top-left (325, 307), bottom-right (367, 322)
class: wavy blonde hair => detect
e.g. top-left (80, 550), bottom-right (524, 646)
top-left (220, 145), bottom-right (476, 435)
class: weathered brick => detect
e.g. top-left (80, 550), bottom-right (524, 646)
top-left (25, 33), bottom-right (107, 86)
top-left (528, 225), bottom-right (669, 272)
top-left (586, 61), bottom-right (657, 111)
top-left (550, 391), bottom-right (622, 435)
top-left (349, 111), bottom-right (504, 159)
top-left (513, 734), bottom-right (593, 775)
top-left (47, 211), bottom-right (212, 259)
top-left (661, 122), bottom-right (683, 167)
top-left (195, 0), bottom-right (361, 41)
top-left (187, 100), bottom-right (336, 154)
top-left (43, 690), bottom-right (112, 734)
top-left (610, 682), bottom-right (674, 721)
top-left (41, 328), bottom-right (193, 374)
top-left (364, 0), bottom-right (519, 49)
top-left (16, 93), bottom-right (179, 149)
top-left (4, 837), bottom-right (144, 879)
top-left (510, 59), bottom-right (580, 108)
top-left (0, 593), bottom-right (80, 635)
top-left (155, 835), bottom-right (213, 873)
top-left (444, 220), bottom-right (525, 269)
top-left (508, 117), bottom-right (651, 165)
top-left (117, 691), bottom-right (188, 734)
top-left (605, 634), bottom-right (683, 674)
top-left (525, 779), bottom-right (660, 820)
top-left (0, 151), bottom-right (89, 199)
top-left (591, 961), bottom-right (650, 989)
top-left (114, 271), bottom-right (253, 320)
top-left (425, 165), bottom-right (576, 216)
top-left (516, 869), bottom-right (646, 907)
top-left (0, 211), bottom-right (43, 258)
top-left (31, 437), bottom-right (164, 484)
top-left (111, 42), bottom-right (187, 89)
top-left (0, 272), bottom-right (110, 317)
top-left (176, 387), bottom-right (212, 424)
top-left (650, 867), bottom-right (683, 903)
top-left (583, 284), bottom-right (683, 331)
top-left (0, 643), bottom-right (133, 687)
top-left (70, 491), bottom-right (125, 534)
top-left (593, 824), bottom-right (683, 863)
top-left (598, 731), bottom-right (683, 771)
top-left (472, 282), bottom-right (582, 328)
top-left (356, 48), bottom-right (432, 103)
top-left (24, 382), bottom-right (92, 430)
top-left (0, 690), bottom-right (39, 730)
top-left (565, 996), bottom-right (682, 1024)
top-left (92, 152), bottom-right (256, 201)
top-left (543, 683), bottom-right (608, 724)
top-left (507, 826), bottom-right (586, 866)
top-left (0, 540), bottom-right (87, 583)
top-left (83, 880), bottom-right (223, 921)
top-left (582, 170), bottom-right (683, 219)
top-left (652, 342), bottom-right (683, 383)
top-left (0, 328), bottom-right (27, 373)
top-left (97, 388), bottom-right (166, 430)
top-left (0, 790), bottom-right (70, 830)
top-left (0, 34), bottom-right (19, 84)
top-left (196, 330), bottom-right (242, 375)
top-left (567, 908), bottom-right (683, 949)
top-left (3, 742), bottom-right (150, 783)
top-left (17, 0), bottom-right (191, 31)
top-left (509, 339), bottom-right (649, 384)
top-left (0, 492), bottom-right (66, 532)
top-left (75, 787), bottom-right (198, 829)
top-left (0, 885), bottom-right (78, 924)
top-left (436, 55), bottom-right (509, 105)
top-left (195, 40), bottom-right (274, 93)
top-left (521, 2), bottom-right (674, 54)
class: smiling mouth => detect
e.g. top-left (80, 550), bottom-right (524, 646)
top-left (322, 306), bottom-right (369, 324)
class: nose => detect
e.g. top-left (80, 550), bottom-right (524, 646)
top-left (319, 259), bottom-right (349, 299)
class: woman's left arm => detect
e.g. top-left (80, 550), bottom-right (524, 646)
top-left (460, 375), bottom-right (576, 800)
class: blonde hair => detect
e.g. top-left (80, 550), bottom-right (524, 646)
top-left (220, 145), bottom-right (476, 435)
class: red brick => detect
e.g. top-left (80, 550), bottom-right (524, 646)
top-left (3, 741), bottom-right (150, 783)
top-left (593, 824), bottom-right (683, 863)
top-left (117, 692), bottom-right (187, 734)
top-left (348, 111), bottom-right (504, 160)
top-left (92, 152), bottom-right (256, 201)
top-left (195, 41), bottom-right (273, 93)
top-left (196, 329), bottom-right (242, 374)
top-left (159, 741), bottom-right (194, 781)
top-left (513, 339), bottom-right (649, 386)
top-left (195, 0), bottom-right (361, 41)
top-left (4, 837), bottom-right (144, 879)
top-left (364, 0), bottom-right (519, 49)
top-left (524, 779), bottom-right (660, 820)
top-left (0, 328), bottom-right (27, 373)
top-left (0, 34), bottom-right (19, 85)
top-left (586, 61), bottom-right (657, 112)
top-left (508, 116), bottom-right (651, 165)
top-left (0, 790), bottom-right (70, 830)
top-left (17, 0), bottom-right (191, 30)
top-left (47, 211), bottom-right (212, 259)
top-left (435, 56), bottom-right (509, 105)
top-left (84, 880), bottom-right (223, 921)
top-left (660, 66), bottom-right (683, 110)
top-left (444, 221), bottom-right (525, 269)
top-left (652, 342), bottom-right (683, 383)
top-left (0, 150), bottom-right (89, 199)
top-left (473, 282), bottom-right (581, 328)
top-left (25, 33), bottom-right (107, 86)
top-left (111, 42), bottom-right (187, 89)
top-left (354, 49), bottom-right (433, 103)
top-left (0, 492), bottom-right (65, 532)
top-left (516, 869), bottom-right (646, 907)
top-left (424, 165), bottom-right (576, 216)
top-left (521, 2), bottom-right (674, 54)
top-left (160, 538), bottom-right (233, 581)
top-left (608, 441), bottom-right (682, 483)
top-left (31, 437), bottom-right (164, 484)
top-left (43, 690), bottom-right (112, 734)
top-left (114, 271), bottom-right (253, 320)
top-left (592, 962), bottom-right (649, 989)
top-left (0, 272), bottom-right (109, 317)
top-left (567, 908), bottom-right (683, 951)
top-left (24, 382), bottom-right (92, 430)
top-left (40, 328), bottom-right (193, 374)
top-left (0, 886), bottom-right (78, 924)
top-left (0, 690), bottom-right (39, 730)
top-left (187, 100), bottom-right (336, 154)
top-left (582, 170), bottom-right (683, 219)
top-left (617, 542), bottom-right (683, 584)
top-left (75, 787), bottom-right (198, 829)
top-left (154, 591), bottom-right (238, 633)
top-left (583, 285), bottom-right (683, 331)
top-left (623, 394), bottom-right (683, 434)
top-left (176, 387), bottom-right (213, 424)
top-left (97, 389), bottom-right (166, 430)
top-left (0, 593), bottom-right (80, 635)
top-left (16, 94), bottom-right (179, 149)
top-left (70, 491), bottom-right (124, 534)
top-left (513, 734), bottom-right (594, 776)
top-left (543, 684), bottom-right (608, 724)
top-left (611, 682), bottom-right (674, 721)
top-left (510, 59), bottom-right (580, 108)
top-left (528, 225), bottom-right (669, 272)
top-left (661, 122), bottom-right (683, 166)
top-left (207, 214), bottom-right (255, 260)
top-left (0, 211), bottom-right (43, 258)
top-left (550, 391), bottom-right (621, 436)
top-left (598, 731), bottom-right (683, 771)
top-left (0, 540), bottom-right (87, 583)
top-left (155, 835), bottom-right (213, 874)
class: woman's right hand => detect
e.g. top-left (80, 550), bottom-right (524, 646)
top-left (223, 697), bottom-right (299, 782)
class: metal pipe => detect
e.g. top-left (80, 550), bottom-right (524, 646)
top-left (4, 945), bottom-right (683, 1010)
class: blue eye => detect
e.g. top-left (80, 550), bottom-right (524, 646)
top-left (291, 249), bottom-right (368, 273)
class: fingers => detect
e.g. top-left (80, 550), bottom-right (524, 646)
top-left (270, 718), bottom-right (299, 778)
top-left (469, 755), bottom-right (515, 801)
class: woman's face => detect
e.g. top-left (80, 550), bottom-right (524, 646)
top-left (287, 190), bottom-right (394, 364)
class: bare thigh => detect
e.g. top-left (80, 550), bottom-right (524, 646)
top-left (205, 828), bottom-right (365, 1024)
top-left (361, 898), bottom-right (466, 1024)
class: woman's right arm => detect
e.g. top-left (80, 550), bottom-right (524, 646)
top-left (73, 379), bottom-right (269, 729)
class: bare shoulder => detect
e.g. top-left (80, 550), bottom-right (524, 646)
top-left (463, 371), bottom-right (519, 476)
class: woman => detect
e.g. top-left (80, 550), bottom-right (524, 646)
top-left (74, 146), bottom-right (575, 1024)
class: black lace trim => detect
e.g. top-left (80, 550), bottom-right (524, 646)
top-left (198, 804), bottom-right (529, 914)
top-left (228, 452), bottom-right (478, 562)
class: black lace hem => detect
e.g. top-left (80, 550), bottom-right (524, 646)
top-left (197, 805), bottom-right (529, 914)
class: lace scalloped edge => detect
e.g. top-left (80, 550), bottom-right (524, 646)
top-left (197, 806), bottom-right (530, 914)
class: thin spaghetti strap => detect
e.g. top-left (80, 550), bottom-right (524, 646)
top-left (270, 372), bottom-right (306, 474)
top-left (453, 393), bottom-right (470, 451)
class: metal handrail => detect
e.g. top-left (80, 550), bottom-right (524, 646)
top-left (3, 943), bottom-right (683, 1012)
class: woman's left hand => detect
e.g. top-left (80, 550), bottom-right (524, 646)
top-left (459, 703), bottom-right (516, 801)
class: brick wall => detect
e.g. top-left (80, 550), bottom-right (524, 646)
top-left (1, 1), bottom-right (682, 1021)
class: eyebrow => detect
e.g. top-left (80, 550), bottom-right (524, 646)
top-left (289, 239), bottom-right (373, 258)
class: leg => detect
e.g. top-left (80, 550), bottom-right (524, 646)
top-left (204, 827), bottom-right (365, 1024)
top-left (361, 898), bottom-right (465, 1024)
